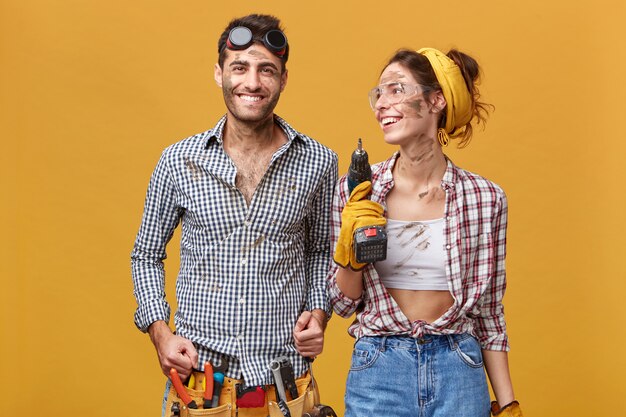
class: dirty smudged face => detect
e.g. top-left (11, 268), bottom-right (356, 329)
top-left (374, 62), bottom-right (439, 146)
top-left (215, 45), bottom-right (287, 124)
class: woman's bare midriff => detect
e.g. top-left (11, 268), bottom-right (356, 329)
top-left (386, 288), bottom-right (454, 323)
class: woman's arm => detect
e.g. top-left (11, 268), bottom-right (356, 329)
top-left (482, 350), bottom-right (515, 407)
top-left (335, 266), bottom-right (364, 299)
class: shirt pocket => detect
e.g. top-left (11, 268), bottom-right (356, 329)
top-left (460, 233), bottom-right (494, 284)
top-left (257, 173), bottom-right (312, 236)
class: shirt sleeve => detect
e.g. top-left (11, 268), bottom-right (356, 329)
top-left (474, 190), bottom-right (510, 351)
top-left (303, 154), bottom-right (338, 317)
top-left (130, 150), bottom-right (182, 333)
top-left (326, 176), bottom-right (363, 318)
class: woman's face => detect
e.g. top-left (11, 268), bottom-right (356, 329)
top-left (373, 62), bottom-right (440, 146)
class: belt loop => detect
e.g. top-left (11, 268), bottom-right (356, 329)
top-left (446, 334), bottom-right (456, 350)
top-left (380, 336), bottom-right (387, 352)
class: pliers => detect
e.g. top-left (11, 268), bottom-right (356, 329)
top-left (170, 357), bottom-right (228, 410)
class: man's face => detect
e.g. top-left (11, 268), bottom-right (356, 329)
top-left (214, 44), bottom-right (288, 124)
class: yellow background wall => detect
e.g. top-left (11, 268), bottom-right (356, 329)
top-left (2, 1), bottom-right (625, 416)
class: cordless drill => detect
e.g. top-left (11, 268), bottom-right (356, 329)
top-left (348, 139), bottom-right (387, 264)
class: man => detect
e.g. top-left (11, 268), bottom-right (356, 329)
top-left (131, 14), bottom-right (337, 416)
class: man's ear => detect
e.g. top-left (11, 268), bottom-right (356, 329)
top-left (280, 69), bottom-right (288, 92)
top-left (214, 63), bottom-right (223, 88)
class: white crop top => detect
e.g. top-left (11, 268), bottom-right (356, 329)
top-left (375, 218), bottom-right (449, 291)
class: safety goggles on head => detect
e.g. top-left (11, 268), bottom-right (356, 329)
top-left (223, 26), bottom-right (288, 58)
top-left (368, 82), bottom-right (423, 110)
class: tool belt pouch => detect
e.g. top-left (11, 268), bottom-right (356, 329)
top-left (267, 373), bottom-right (317, 417)
top-left (165, 383), bottom-right (232, 417)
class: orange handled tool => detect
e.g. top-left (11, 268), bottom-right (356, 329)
top-left (203, 362), bottom-right (214, 409)
top-left (169, 368), bottom-right (198, 409)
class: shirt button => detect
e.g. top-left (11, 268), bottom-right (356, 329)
top-left (236, 334), bottom-right (243, 340)
top-left (241, 258), bottom-right (247, 265)
top-left (244, 220), bottom-right (251, 227)
top-left (239, 297), bottom-right (245, 305)
top-left (446, 244), bottom-right (451, 250)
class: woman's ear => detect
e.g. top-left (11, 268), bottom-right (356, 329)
top-left (430, 90), bottom-right (446, 113)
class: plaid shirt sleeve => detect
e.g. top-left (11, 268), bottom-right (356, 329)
top-left (326, 175), bottom-right (363, 317)
top-left (473, 189), bottom-right (510, 351)
top-left (304, 155), bottom-right (338, 316)
top-left (130, 149), bottom-right (181, 332)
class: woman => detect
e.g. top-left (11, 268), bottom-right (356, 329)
top-left (328, 48), bottom-right (523, 417)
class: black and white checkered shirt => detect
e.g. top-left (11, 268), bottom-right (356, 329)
top-left (131, 115), bottom-right (338, 385)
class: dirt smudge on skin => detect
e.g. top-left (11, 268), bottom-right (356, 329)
top-left (247, 48), bottom-right (270, 59)
top-left (407, 98), bottom-right (424, 117)
top-left (424, 187), bottom-right (445, 204)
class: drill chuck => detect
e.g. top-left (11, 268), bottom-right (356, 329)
top-left (347, 138), bottom-right (372, 194)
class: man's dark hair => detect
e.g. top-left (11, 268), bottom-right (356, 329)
top-left (217, 14), bottom-right (289, 72)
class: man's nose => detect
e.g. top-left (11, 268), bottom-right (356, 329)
top-left (243, 70), bottom-right (261, 90)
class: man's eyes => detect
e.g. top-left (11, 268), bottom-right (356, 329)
top-left (230, 66), bottom-right (276, 75)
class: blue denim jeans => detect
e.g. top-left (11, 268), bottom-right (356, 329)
top-left (345, 334), bottom-right (490, 417)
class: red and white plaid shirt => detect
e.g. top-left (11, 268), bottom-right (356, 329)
top-left (327, 152), bottom-right (510, 351)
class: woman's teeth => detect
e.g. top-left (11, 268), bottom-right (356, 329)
top-left (382, 117), bottom-right (400, 125)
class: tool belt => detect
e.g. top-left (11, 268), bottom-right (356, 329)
top-left (165, 371), bottom-right (319, 417)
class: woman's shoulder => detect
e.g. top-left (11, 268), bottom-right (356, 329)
top-left (452, 162), bottom-right (507, 203)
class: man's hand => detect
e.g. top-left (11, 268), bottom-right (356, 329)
top-left (148, 321), bottom-right (198, 381)
top-left (293, 310), bottom-right (327, 358)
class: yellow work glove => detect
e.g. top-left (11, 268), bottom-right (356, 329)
top-left (491, 401), bottom-right (523, 417)
top-left (333, 181), bottom-right (386, 270)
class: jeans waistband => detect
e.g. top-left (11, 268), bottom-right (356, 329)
top-left (358, 333), bottom-right (474, 351)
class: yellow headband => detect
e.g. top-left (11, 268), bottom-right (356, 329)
top-left (418, 47), bottom-right (473, 143)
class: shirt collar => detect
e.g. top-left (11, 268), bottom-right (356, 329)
top-left (379, 151), bottom-right (399, 185)
top-left (202, 114), bottom-right (307, 148)
top-left (441, 156), bottom-right (458, 189)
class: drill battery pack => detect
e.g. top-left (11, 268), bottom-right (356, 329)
top-left (354, 225), bottom-right (387, 264)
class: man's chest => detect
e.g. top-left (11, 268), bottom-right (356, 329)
top-left (230, 150), bottom-right (274, 205)
top-left (173, 152), bottom-right (317, 243)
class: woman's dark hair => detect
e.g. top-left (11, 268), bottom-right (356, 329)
top-left (386, 49), bottom-right (493, 147)
top-left (217, 14), bottom-right (289, 72)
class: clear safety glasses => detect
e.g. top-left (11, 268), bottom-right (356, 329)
top-left (368, 82), bottom-right (423, 110)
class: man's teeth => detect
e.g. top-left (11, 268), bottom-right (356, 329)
top-left (240, 95), bottom-right (261, 102)
top-left (382, 117), bottom-right (400, 125)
